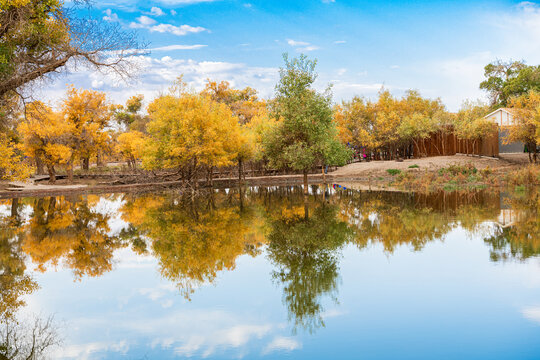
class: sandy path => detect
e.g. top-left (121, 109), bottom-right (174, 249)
top-left (330, 155), bottom-right (522, 177)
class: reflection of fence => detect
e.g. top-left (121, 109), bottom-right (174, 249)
top-left (413, 129), bottom-right (499, 158)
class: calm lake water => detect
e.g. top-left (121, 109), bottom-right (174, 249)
top-left (1, 186), bottom-right (539, 359)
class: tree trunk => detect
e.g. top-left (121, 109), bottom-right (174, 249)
top-left (322, 164), bottom-right (326, 183)
top-left (303, 169), bottom-right (308, 195)
top-left (47, 164), bottom-right (56, 184)
top-left (10, 198), bottom-right (19, 219)
top-left (238, 158), bottom-right (243, 184)
top-left (82, 157), bottom-right (89, 171)
top-left (97, 152), bottom-right (103, 167)
top-left (193, 157), bottom-right (198, 190)
top-left (303, 194), bottom-right (309, 220)
top-left (67, 160), bottom-right (74, 184)
top-left (35, 157), bottom-right (45, 175)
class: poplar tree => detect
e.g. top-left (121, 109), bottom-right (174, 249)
top-left (264, 54), bottom-right (350, 194)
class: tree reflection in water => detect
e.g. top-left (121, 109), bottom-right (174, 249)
top-left (0, 186), bottom-right (539, 336)
top-left (21, 195), bottom-right (127, 278)
top-left (0, 200), bottom-right (61, 359)
top-left (484, 190), bottom-right (540, 262)
top-left (266, 199), bottom-right (354, 334)
top-left (0, 199), bottom-right (38, 320)
top-left (120, 188), bottom-right (266, 298)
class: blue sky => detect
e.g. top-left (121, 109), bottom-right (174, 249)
top-left (50, 0), bottom-right (540, 111)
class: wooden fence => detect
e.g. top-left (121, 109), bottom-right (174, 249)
top-left (413, 129), bottom-right (499, 158)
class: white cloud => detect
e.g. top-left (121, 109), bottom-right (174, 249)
top-left (390, 65), bottom-right (400, 69)
top-left (130, 15), bottom-right (157, 28)
top-left (91, 79), bottom-right (104, 88)
top-left (129, 16), bottom-right (207, 36)
top-left (522, 306), bottom-right (540, 324)
top-left (470, 1), bottom-right (540, 68)
top-left (287, 39), bottom-right (309, 47)
top-left (425, 51), bottom-right (492, 109)
top-left (149, 44), bottom-right (207, 51)
top-left (170, 9), bottom-right (177, 15)
top-left (262, 336), bottom-right (301, 354)
top-left (334, 40), bottom-right (346, 44)
top-left (157, 0), bottom-right (219, 4)
top-left (299, 45), bottom-right (320, 52)
top-left (53, 341), bottom-right (129, 360)
top-left (150, 23), bottom-right (207, 36)
top-left (322, 0), bottom-right (336, 3)
top-left (286, 39), bottom-right (320, 52)
top-left (330, 80), bottom-right (391, 102)
top-left (336, 68), bottom-right (347, 76)
top-left (102, 9), bottom-right (119, 22)
top-left (150, 7), bottom-right (165, 16)
top-left (43, 56), bottom-right (278, 108)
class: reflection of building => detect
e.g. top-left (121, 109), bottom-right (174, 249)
top-left (496, 193), bottom-right (523, 228)
top-left (497, 209), bottom-right (520, 228)
top-left (484, 108), bottom-right (524, 154)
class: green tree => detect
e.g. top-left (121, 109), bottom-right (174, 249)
top-left (111, 95), bottom-right (150, 133)
top-left (479, 60), bottom-right (540, 107)
top-left (264, 54), bottom-right (350, 194)
top-left (267, 202), bottom-right (353, 333)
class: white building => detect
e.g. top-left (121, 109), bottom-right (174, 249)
top-left (484, 108), bottom-right (515, 127)
top-left (483, 108), bottom-right (523, 153)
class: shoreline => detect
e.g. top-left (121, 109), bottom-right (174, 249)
top-left (1, 154), bottom-right (537, 198)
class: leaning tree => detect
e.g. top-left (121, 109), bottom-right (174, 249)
top-left (0, 0), bottom-right (143, 106)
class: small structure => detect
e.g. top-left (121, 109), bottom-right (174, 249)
top-left (484, 108), bottom-right (524, 153)
top-left (413, 125), bottom-right (499, 158)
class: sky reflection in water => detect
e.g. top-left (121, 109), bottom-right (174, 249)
top-left (0, 186), bottom-right (539, 359)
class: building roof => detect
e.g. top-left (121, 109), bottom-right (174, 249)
top-left (484, 107), bottom-right (515, 119)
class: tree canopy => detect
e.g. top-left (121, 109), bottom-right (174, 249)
top-left (480, 60), bottom-right (540, 107)
top-left (0, 0), bottom-right (142, 102)
top-left (264, 54), bottom-right (350, 192)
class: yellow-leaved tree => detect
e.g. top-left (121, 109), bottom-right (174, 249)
top-left (116, 130), bottom-right (147, 169)
top-left (508, 90), bottom-right (540, 163)
top-left (61, 86), bottom-right (111, 173)
top-left (202, 79), bottom-right (268, 179)
top-left (455, 101), bottom-right (496, 156)
top-left (143, 81), bottom-right (241, 185)
top-left (0, 134), bottom-right (32, 180)
top-left (18, 102), bottom-right (73, 183)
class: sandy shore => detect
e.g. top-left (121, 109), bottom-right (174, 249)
top-left (0, 154), bottom-right (531, 198)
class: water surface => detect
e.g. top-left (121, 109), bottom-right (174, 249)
top-left (0, 186), bottom-right (539, 359)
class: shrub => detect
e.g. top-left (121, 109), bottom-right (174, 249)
top-left (438, 163), bottom-right (478, 177)
top-left (506, 165), bottom-right (540, 186)
top-left (387, 169), bottom-right (401, 176)
top-left (408, 164), bottom-right (419, 169)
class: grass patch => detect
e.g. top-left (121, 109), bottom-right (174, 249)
top-left (438, 163), bottom-right (477, 177)
top-left (386, 169), bottom-right (402, 176)
top-left (506, 165), bottom-right (540, 187)
top-left (408, 164), bottom-right (419, 169)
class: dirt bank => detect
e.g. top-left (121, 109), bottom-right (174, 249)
top-left (331, 154), bottom-right (524, 179)
top-left (0, 154), bottom-right (533, 198)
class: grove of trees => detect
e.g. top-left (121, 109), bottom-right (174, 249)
top-left (2, 54), bottom-right (540, 182)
